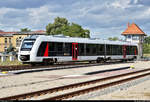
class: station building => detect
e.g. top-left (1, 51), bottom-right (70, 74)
top-left (122, 22), bottom-right (147, 59)
top-left (0, 30), bottom-right (46, 53)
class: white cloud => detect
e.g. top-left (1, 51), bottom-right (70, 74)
top-left (134, 0), bottom-right (139, 4)
top-left (0, 0), bottom-right (150, 38)
top-left (110, 0), bottom-right (131, 9)
top-left (0, 5), bottom-right (62, 31)
top-left (109, 0), bottom-right (142, 9)
top-left (143, 8), bottom-right (150, 17)
top-left (27, 6), bottom-right (50, 25)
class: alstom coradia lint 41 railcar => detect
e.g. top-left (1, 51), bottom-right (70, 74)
top-left (18, 35), bottom-right (138, 65)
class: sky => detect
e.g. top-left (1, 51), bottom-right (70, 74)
top-left (0, 0), bottom-right (150, 39)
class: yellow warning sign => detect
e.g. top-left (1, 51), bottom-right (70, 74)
top-left (1, 71), bottom-right (8, 74)
top-left (130, 65), bottom-right (135, 69)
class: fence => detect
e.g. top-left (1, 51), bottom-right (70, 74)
top-left (0, 54), bottom-right (17, 62)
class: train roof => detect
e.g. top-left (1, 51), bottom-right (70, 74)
top-left (24, 35), bottom-right (39, 39)
top-left (26, 35), bottom-right (138, 46)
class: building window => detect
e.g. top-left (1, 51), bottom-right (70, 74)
top-left (4, 47), bottom-right (7, 52)
top-left (5, 38), bottom-right (7, 43)
top-left (9, 38), bottom-right (11, 43)
top-left (16, 38), bottom-right (19, 47)
top-left (5, 38), bottom-right (7, 48)
top-left (132, 35), bottom-right (139, 40)
top-left (127, 35), bottom-right (131, 39)
top-left (16, 37), bottom-right (22, 47)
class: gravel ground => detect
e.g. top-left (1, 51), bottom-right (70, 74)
top-left (0, 61), bottom-right (150, 99)
top-left (88, 75), bottom-right (150, 100)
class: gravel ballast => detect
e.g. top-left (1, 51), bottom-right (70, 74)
top-left (0, 61), bottom-right (150, 99)
top-left (69, 75), bottom-right (150, 100)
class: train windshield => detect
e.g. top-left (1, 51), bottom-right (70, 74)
top-left (21, 39), bottom-right (35, 51)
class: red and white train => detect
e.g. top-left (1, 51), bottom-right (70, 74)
top-left (18, 35), bottom-right (138, 65)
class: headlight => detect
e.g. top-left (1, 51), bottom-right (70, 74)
top-left (20, 55), bottom-right (30, 61)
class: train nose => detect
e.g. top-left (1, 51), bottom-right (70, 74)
top-left (20, 55), bottom-right (30, 61)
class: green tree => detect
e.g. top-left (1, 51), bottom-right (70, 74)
top-left (7, 44), bottom-right (15, 53)
top-left (62, 23), bottom-right (90, 38)
top-left (144, 36), bottom-right (150, 44)
top-left (20, 28), bottom-right (31, 32)
top-left (46, 17), bottom-right (69, 35)
top-left (108, 37), bottom-right (119, 41)
top-left (143, 36), bottom-right (150, 54)
top-left (143, 43), bottom-right (150, 54)
top-left (46, 17), bottom-right (90, 38)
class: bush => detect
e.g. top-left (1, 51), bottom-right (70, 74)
top-left (143, 43), bottom-right (150, 54)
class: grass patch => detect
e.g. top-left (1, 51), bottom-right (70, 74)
top-left (0, 57), bottom-right (23, 66)
top-left (143, 54), bottom-right (150, 57)
top-left (143, 92), bottom-right (150, 97)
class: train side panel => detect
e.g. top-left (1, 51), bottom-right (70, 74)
top-left (18, 35), bottom-right (138, 64)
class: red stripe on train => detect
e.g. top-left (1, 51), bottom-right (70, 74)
top-left (44, 42), bottom-right (49, 56)
top-left (135, 48), bottom-right (137, 55)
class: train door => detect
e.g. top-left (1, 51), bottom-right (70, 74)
top-left (72, 43), bottom-right (78, 60)
top-left (123, 45), bottom-right (126, 58)
top-left (134, 47), bottom-right (137, 55)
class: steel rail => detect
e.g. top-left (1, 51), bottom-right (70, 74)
top-left (45, 72), bottom-right (150, 100)
top-left (0, 67), bottom-right (149, 100)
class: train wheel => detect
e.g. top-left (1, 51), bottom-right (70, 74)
top-left (96, 60), bottom-right (100, 63)
top-left (43, 61), bottom-right (48, 65)
top-left (103, 59), bottom-right (107, 63)
top-left (121, 59), bottom-right (127, 62)
top-left (43, 59), bottom-right (54, 65)
top-left (49, 62), bottom-right (54, 65)
top-left (89, 61), bottom-right (92, 63)
top-left (54, 58), bottom-right (57, 63)
top-left (96, 58), bottom-right (101, 63)
top-left (31, 63), bottom-right (36, 66)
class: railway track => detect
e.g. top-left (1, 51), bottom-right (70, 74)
top-left (0, 67), bottom-right (150, 100)
top-left (0, 61), bottom-right (133, 72)
top-left (0, 63), bottom-right (90, 71)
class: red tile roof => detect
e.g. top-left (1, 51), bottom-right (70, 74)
top-left (0, 32), bottom-right (16, 37)
top-left (32, 30), bottom-right (46, 34)
top-left (34, 30), bottom-right (46, 32)
top-left (0, 30), bottom-right (46, 36)
top-left (122, 23), bottom-right (146, 36)
top-left (0, 32), bottom-right (17, 34)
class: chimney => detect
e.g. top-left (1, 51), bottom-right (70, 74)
top-left (127, 22), bottom-right (130, 28)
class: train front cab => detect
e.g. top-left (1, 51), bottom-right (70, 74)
top-left (18, 39), bottom-right (36, 62)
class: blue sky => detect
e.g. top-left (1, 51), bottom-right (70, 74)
top-left (0, 0), bottom-right (150, 39)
